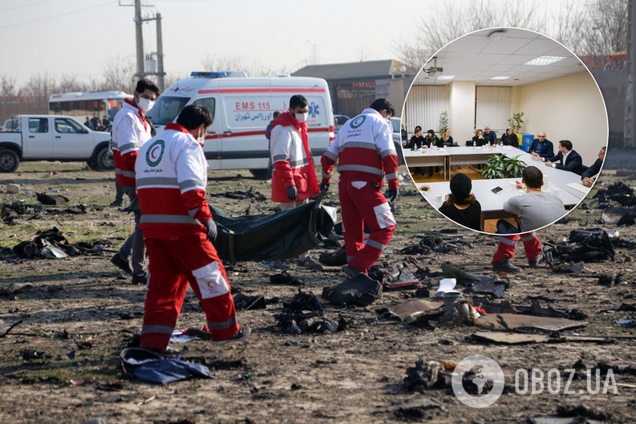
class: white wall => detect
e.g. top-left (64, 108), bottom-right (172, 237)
top-left (449, 81), bottom-right (476, 144)
top-left (517, 72), bottom-right (607, 166)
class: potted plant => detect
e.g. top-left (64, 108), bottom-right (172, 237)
top-left (482, 154), bottom-right (526, 179)
top-left (438, 111), bottom-right (449, 135)
top-left (507, 112), bottom-right (525, 133)
top-left (503, 155), bottom-right (526, 178)
top-left (482, 154), bottom-right (506, 179)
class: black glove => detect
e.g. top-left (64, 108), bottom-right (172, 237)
top-left (203, 220), bottom-right (217, 241)
top-left (319, 182), bottom-right (329, 191)
top-left (387, 189), bottom-right (399, 202)
top-left (286, 185), bottom-right (298, 201)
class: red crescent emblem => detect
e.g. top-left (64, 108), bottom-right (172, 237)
top-left (151, 146), bottom-right (160, 159)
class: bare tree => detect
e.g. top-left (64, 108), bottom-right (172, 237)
top-left (101, 56), bottom-right (136, 92)
top-left (0, 75), bottom-right (18, 103)
top-left (18, 72), bottom-right (58, 102)
top-left (396, 0), bottom-right (627, 72)
top-left (396, 0), bottom-right (545, 70)
top-left (570, 0), bottom-right (627, 70)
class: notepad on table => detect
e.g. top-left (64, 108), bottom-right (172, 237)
top-left (567, 182), bottom-right (589, 193)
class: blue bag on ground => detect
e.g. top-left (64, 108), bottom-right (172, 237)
top-left (120, 348), bottom-right (213, 384)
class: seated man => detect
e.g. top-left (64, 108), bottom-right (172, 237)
top-left (492, 166), bottom-right (566, 273)
top-left (581, 146), bottom-right (606, 187)
top-left (533, 139), bottom-right (583, 175)
top-left (483, 125), bottom-right (497, 146)
top-left (529, 132), bottom-right (553, 159)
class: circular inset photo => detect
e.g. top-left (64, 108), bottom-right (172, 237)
top-left (401, 27), bottom-right (608, 235)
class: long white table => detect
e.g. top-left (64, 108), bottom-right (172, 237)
top-left (414, 147), bottom-right (592, 230)
top-left (402, 148), bottom-right (449, 179)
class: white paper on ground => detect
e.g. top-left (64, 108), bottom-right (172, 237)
top-left (436, 278), bottom-right (462, 297)
top-left (567, 182), bottom-right (590, 193)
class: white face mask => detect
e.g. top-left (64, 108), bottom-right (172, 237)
top-left (137, 96), bottom-right (155, 112)
top-left (198, 127), bottom-right (206, 146)
top-left (295, 113), bottom-right (308, 123)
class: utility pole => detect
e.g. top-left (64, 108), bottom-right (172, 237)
top-left (156, 13), bottom-right (165, 91)
top-left (120, 1), bottom-right (165, 89)
top-left (626, 0), bottom-right (635, 147)
top-left (134, 0), bottom-right (144, 78)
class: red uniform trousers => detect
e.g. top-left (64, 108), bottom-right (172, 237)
top-left (492, 232), bottom-right (542, 265)
top-left (338, 173), bottom-right (396, 273)
top-left (140, 232), bottom-right (238, 350)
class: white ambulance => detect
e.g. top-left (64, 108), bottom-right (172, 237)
top-left (147, 72), bottom-right (335, 178)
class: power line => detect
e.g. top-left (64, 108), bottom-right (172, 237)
top-left (0, 0), bottom-right (56, 13)
top-left (0, 1), bottom-right (114, 30)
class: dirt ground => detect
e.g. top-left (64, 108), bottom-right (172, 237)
top-left (0, 160), bottom-right (635, 424)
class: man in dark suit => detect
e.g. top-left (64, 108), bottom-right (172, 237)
top-left (581, 146), bottom-right (606, 187)
top-left (529, 132), bottom-right (554, 159)
top-left (533, 139), bottom-right (583, 175)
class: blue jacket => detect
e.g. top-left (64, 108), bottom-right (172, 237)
top-left (529, 138), bottom-right (554, 158)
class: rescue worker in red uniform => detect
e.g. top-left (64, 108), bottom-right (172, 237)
top-left (136, 105), bottom-right (250, 349)
top-left (321, 98), bottom-right (399, 277)
top-left (266, 94), bottom-right (321, 270)
top-left (110, 78), bottom-right (160, 284)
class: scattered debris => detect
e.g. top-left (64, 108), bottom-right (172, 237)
top-left (210, 186), bottom-right (267, 201)
top-left (477, 313), bottom-right (587, 332)
top-left (36, 192), bottom-right (69, 205)
top-left (233, 293), bottom-right (266, 311)
top-left (119, 348), bottom-right (214, 384)
top-left (394, 397), bottom-right (446, 420)
top-left (0, 282), bottom-right (33, 293)
top-left (468, 277), bottom-right (507, 298)
top-left (12, 227), bottom-right (107, 259)
top-left (321, 274), bottom-right (382, 306)
top-left (376, 299), bottom-right (444, 321)
top-left (270, 271), bottom-right (302, 286)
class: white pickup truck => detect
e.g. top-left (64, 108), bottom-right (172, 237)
top-left (0, 115), bottom-right (114, 172)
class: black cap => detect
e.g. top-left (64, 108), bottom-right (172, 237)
top-left (450, 173), bottom-right (472, 199)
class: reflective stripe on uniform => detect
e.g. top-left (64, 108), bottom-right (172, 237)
top-left (289, 158), bottom-right (309, 168)
top-left (379, 148), bottom-right (397, 159)
top-left (519, 232), bottom-right (537, 242)
top-left (367, 239), bottom-right (388, 251)
top-left (338, 141), bottom-right (377, 153)
top-left (207, 316), bottom-right (237, 331)
top-left (324, 150), bottom-right (338, 161)
top-left (141, 324), bottom-right (174, 334)
top-left (115, 169), bottom-right (136, 178)
top-left (140, 214), bottom-right (200, 225)
top-left (338, 164), bottom-right (384, 176)
top-left (119, 142), bottom-right (139, 152)
top-left (188, 208), bottom-right (199, 218)
top-left (136, 177), bottom-right (179, 187)
top-left (498, 237), bottom-right (518, 246)
top-left (385, 172), bottom-right (398, 180)
top-left (179, 179), bottom-right (206, 190)
top-left (322, 170), bottom-right (331, 178)
top-left (273, 154), bottom-right (289, 162)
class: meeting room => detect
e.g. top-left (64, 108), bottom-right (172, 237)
top-left (402, 27), bottom-right (609, 234)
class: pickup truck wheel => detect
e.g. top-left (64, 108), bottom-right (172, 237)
top-left (0, 149), bottom-right (19, 173)
top-left (96, 147), bottom-right (115, 171)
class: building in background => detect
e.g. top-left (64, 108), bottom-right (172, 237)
top-left (292, 59), bottom-right (413, 118)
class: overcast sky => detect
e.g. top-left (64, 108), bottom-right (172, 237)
top-left (1, 0), bottom-right (586, 87)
